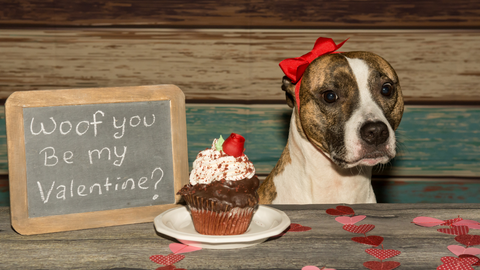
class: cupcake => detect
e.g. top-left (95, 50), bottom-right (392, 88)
top-left (177, 133), bottom-right (259, 235)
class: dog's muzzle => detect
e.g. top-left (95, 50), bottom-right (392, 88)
top-left (360, 121), bottom-right (389, 146)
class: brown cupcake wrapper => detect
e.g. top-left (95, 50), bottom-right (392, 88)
top-left (182, 194), bottom-right (256, 235)
top-left (189, 206), bottom-right (255, 235)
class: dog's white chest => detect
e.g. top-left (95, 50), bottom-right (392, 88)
top-left (271, 113), bottom-right (377, 204)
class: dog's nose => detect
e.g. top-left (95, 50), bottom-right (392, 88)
top-left (360, 121), bottom-right (389, 146)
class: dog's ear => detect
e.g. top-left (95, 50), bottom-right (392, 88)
top-left (282, 76), bottom-right (296, 108)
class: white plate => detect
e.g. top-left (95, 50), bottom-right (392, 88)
top-left (154, 205), bottom-right (291, 249)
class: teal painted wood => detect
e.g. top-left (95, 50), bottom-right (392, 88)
top-left (1, 105), bottom-right (479, 176)
top-left (373, 179), bottom-right (480, 203)
top-left (1, 105), bottom-right (480, 206)
top-left (186, 105), bottom-right (291, 174)
top-left (186, 105), bottom-right (480, 177)
top-left (388, 107), bottom-right (480, 177)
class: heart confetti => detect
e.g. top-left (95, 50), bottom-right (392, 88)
top-left (169, 243), bottom-right (202, 254)
top-left (442, 217), bottom-right (464, 226)
top-left (343, 224), bottom-right (375, 234)
top-left (412, 216), bottom-right (445, 227)
top-left (156, 266), bottom-right (187, 270)
top-left (441, 256), bottom-right (479, 265)
top-left (437, 263), bottom-right (475, 270)
top-left (438, 226), bottom-right (470, 236)
top-left (351, 235), bottom-right (384, 247)
top-left (335, 215), bottom-right (366, 225)
top-left (328, 205), bottom-right (399, 269)
top-left (363, 261), bottom-right (400, 270)
top-left (454, 220), bottom-right (480, 230)
top-left (455, 235), bottom-right (480, 247)
top-left (288, 223), bottom-right (312, 232)
top-left (150, 254), bottom-right (186, 266)
top-left (155, 266), bottom-right (177, 270)
top-left (438, 255), bottom-right (478, 270)
top-left (448, 245), bottom-right (480, 257)
top-left (326, 205), bottom-right (355, 216)
top-left (301, 266), bottom-right (336, 270)
top-left (365, 248), bottom-right (401, 260)
top-left (459, 255), bottom-right (480, 266)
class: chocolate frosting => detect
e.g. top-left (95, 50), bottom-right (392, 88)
top-left (177, 176), bottom-right (260, 212)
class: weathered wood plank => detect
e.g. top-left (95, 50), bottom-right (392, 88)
top-left (2, 0), bottom-right (480, 29)
top-left (1, 204), bottom-right (480, 269)
top-left (1, 29), bottom-right (480, 103)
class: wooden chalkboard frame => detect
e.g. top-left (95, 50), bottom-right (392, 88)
top-left (6, 85), bottom-right (189, 235)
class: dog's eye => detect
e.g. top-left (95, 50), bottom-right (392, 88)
top-left (381, 83), bottom-right (394, 97)
top-left (323, 90), bottom-right (338, 103)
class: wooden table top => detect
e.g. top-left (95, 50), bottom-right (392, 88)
top-left (2, 204), bottom-right (480, 270)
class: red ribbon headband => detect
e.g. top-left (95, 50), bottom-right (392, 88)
top-left (279, 37), bottom-right (348, 114)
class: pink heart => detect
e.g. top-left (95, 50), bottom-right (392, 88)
top-left (150, 254), bottom-right (185, 266)
top-left (169, 243), bottom-right (202, 254)
top-left (335, 215), bottom-right (366, 225)
top-left (454, 220), bottom-right (480, 229)
top-left (448, 245), bottom-right (480, 256)
top-left (412, 216), bottom-right (444, 227)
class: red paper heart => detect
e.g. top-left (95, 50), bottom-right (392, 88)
top-left (459, 255), bottom-right (480, 266)
top-left (438, 226), bottom-right (470, 236)
top-left (365, 248), bottom-right (401, 260)
top-left (343, 224), bottom-right (375, 234)
top-left (155, 266), bottom-right (177, 270)
top-left (442, 217), bottom-right (464, 226)
top-left (437, 263), bottom-right (474, 270)
top-left (222, 133), bottom-right (245, 157)
top-left (455, 235), bottom-right (480, 247)
top-left (363, 261), bottom-right (400, 270)
top-left (326, 205), bottom-right (355, 216)
top-left (441, 256), bottom-right (479, 266)
top-left (150, 254), bottom-right (185, 266)
top-left (438, 256), bottom-right (478, 270)
top-left (351, 235), bottom-right (384, 247)
top-left (156, 266), bottom-right (187, 270)
top-left (288, 223), bottom-right (312, 232)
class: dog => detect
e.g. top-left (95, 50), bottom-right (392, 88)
top-left (258, 38), bottom-right (404, 204)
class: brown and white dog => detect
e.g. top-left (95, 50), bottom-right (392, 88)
top-left (258, 50), bottom-right (404, 204)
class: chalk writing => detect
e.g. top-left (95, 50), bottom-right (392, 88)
top-left (23, 101), bottom-right (175, 218)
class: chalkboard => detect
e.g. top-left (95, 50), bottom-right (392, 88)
top-left (6, 85), bottom-right (189, 235)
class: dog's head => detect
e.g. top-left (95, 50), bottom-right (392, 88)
top-left (283, 51), bottom-right (404, 169)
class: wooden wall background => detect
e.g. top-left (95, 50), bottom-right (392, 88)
top-left (1, 0), bottom-right (480, 205)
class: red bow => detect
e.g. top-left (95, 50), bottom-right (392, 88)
top-left (279, 37), bottom-right (348, 114)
